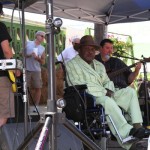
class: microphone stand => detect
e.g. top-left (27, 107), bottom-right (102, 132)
top-left (114, 54), bottom-right (150, 125)
top-left (113, 53), bottom-right (140, 61)
top-left (141, 55), bottom-right (150, 125)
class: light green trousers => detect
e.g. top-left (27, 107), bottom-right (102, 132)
top-left (96, 86), bottom-right (143, 150)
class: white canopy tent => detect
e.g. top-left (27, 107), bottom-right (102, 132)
top-left (1, 0), bottom-right (150, 25)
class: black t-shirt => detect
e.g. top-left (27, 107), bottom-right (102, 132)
top-left (95, 53), bottom-right (132, 88)
top-left (0, 22), bottom-right (12, 77)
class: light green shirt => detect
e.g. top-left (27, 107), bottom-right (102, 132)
top-left (66, 55), bottom-right (115, 98)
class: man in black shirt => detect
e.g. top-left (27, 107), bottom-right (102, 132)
top-left (0, 3), bottom-right (20, 126)
top-left (95, 39), bottom-right (141, 89)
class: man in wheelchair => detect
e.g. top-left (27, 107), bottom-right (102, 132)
top-left (64, 35), bottom-right (149, 150)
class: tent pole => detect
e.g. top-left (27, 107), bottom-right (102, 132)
top-left (45, 0), bottom-right (57, 149)
top-left (45, 0), bottom-right (56, 113)
top-left (94, 24), bottom-right (105, 44)
top-left (103, 25), bottom-right (108, 38)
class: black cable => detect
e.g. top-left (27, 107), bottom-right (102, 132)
top-left (82, 91), bottom-right (96, 141)
top-left (27, 87), bottom-right (40, 116)
top-left (55, 34), bottom-right (97, 141)
top-left (5, 3), bottom-right (22, 149)
top-left (65, 68), bottom-right (95, 141)
top-left (9, 0), bottom-right (21, 125)
top-left (8, 1), bottom-right (27, 148)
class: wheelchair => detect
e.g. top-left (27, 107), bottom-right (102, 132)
top-left (63, 84), bottom-right (136, 150)
top-left (55, 61), bottom-right (136, 149)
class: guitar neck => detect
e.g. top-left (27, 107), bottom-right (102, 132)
top-left (107, 57), bottom-right (150, 79)
top-left (108, 63), bottom-right (136, 79)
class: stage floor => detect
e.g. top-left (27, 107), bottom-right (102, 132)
top-left (28, 105), bottom-right (62, 115)
top-left (27, 105), bottom-right (148, 150)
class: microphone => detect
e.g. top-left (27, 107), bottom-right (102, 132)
top-left (104, 53), bottom-right (113, 60)
top-left (105, 54), bottom-right (110, 60)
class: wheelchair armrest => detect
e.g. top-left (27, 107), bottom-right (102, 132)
top-left (74, 84), bottom-right (87, 91)
top-left (64, 84), bottom-right (87, 93)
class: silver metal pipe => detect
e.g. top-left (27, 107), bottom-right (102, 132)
top-left (45, 0), bottom-right (57, 149)
top-left (64, 119), bottom-right (102, 150)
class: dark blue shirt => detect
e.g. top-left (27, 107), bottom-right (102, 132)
top-left (95, 53), bottom-right (132, 88)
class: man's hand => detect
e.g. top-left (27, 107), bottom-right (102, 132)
top-left (34, 55), bottom-right (41, 63)
top-left (106, 88), bottom-right (114, 97)
top-left (128, 62), bottom-right (142, 84)
top-left (135, 62), bottom-right (141, 72)
top-left (13, 70), bottom-right (21, 77)
top-left (32, 52), bottom-right (37, 58)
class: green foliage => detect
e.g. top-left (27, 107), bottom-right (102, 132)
top-left (110, 37), bottom-right (134, 64)
top-left (112, 38), bottom-right (133, 51)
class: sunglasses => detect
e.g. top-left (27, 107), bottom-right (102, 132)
top-left (39, 35), bottom-right (45, 38)
top-left (74, 43), bottom-right (79, 45)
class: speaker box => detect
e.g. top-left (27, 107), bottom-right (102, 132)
top-left (0, 122), bottom-right (84, 150)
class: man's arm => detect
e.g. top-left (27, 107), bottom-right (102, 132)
top-left (128, 62), bottom-right (141, 84)
top-left (1, 40), bottom-right (13, 58)
top-left (57, 48), bottom-right (68, 62)
top-left (1, 40), bottom-right (21, 77)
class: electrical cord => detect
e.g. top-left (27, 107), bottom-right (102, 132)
top-left (9, 1), bottom-right (28, 148)
top-left (56, 60), bottom-right (96, 140)
top-left (27, 87), bottom-right (40, 116)
top-left (65, 63), bottom-right (96, 141)
top-left (55, 37), bottom-right (96, 141)
top-left (8, 3), bottom-right (21, 149)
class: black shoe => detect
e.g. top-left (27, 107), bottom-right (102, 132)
top-left (129, 127), bottom-right (145, 139)
top-left (129, 139), bottom-right (147, 150)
